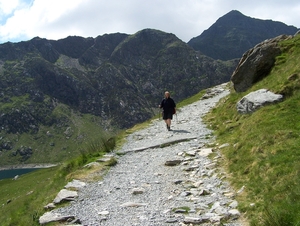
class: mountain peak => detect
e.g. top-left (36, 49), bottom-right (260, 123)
top-left (188, 11), bottom-right (298, 60)
top-left (222, 10), bottom-right (245, 18)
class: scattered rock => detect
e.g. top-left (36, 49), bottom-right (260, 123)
top-left (97, 154), bottom-right (114, 162)
top-left (165, 218), bottom-right (178, 223)
top-left (229, 209), bottom-right (241, 218)
top-left (174, 208), bottom-right (188, 213)
top-left (219, 143), bottom-right (230, 149)
top-left (199, 189), bottom-right (210, 196)
top-left (237, 89), bottom-right (283, 113)
top-left (131, 187), bottom-right (145, 195)
top-left (98, 210), bottom-right (110, 215)
top-left (192, 180), bottom-right (203, 187)
top-left (173, 179), bottom-right (183, 185)
top-left (184, 165), bottom-right (199, 171)
top-left (198, 148), bottom-right (213, 157)
top-left (39, 212), bottom-right (75, 224)
top-left (84, 162), bottom-right (100, 168)
top-left (53, 189), bottom-right (78, 204)
top-left (120, 202), bottom-right (148, 207)
top-left (65, 179), bottom-right (86, 190)
top-left (26, 190), bottom-right (34, 195)
top-left (229, 200), bottom-right (238, 208)
top-left (183, 216), bottom-right (203, 224)
top-left (185, 150), bottom-right (197, 156)
top-left (180, 191), bottom-right (191, 197)
top-left (164, 159), bottom-right (182, 166)
top-left (64, 127), bottom-right (73, 137)
top-left (44, 203), bottom-right (56, 210)
top-left (236, 185), bottom-right (245, 194)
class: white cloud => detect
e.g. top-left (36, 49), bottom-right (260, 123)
top-left (0, 0), bottom-right (299, 43)
top-left (0, 0), bottom-right (20, 16)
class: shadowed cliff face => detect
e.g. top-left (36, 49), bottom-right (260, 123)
top-left (0, 29), bottom-right (237, 131)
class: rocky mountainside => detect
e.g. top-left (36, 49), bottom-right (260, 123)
top-left (188, 10), bottom-right (299, 60)
top-left (0, 29), bottom-right (237, 166)
top-left (0, 29), bottom-right (236, 130)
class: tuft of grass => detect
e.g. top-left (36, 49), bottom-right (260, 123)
top-left (0, 132), bottom-right (116, 225)
top-left (0, 166), bottom-right (65, 226)
top-left (204, 35), bottom-right (300, 225)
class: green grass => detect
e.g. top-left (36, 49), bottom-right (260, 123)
top-left (176, 89), bottom-right (207, 108)
top-left (0, 102), bottom-right (112, 166)
top-left (0, 166), bottom-right (65, 226)
top-left (0, 135), bottom-right (116, 226)
top-left (204, 35), bottom-right (300, 225)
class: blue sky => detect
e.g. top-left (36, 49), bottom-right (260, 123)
top-left (0, 0), bottom-right (299, 44)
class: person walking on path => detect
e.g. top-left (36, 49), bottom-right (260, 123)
top-left (159, 91), bottom-right (176, 131)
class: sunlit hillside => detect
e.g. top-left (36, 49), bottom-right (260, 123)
top-left (205, 34), bottom-right (300, 225)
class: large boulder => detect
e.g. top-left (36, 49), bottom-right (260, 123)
top-left (231, 35), bottom-right (293, 92)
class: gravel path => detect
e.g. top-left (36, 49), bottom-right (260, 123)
top-left (53, 83), bottom-right (244, 226)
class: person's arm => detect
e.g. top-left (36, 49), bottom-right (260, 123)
top-left (159, 99), bottom-right (164, 108)
top-left (173, 99), bottom-right (176, 108)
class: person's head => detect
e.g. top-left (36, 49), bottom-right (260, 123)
top-left (165, 91), bottom-right (170, 98)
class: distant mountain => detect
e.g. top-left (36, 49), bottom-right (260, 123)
top-left (0, 29), bottom-right (237, 166)
top-left (188, 10), bottom-right (299, 60)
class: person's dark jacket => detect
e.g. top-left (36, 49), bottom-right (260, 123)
top-left (160, 97), bottom-right (176, 113)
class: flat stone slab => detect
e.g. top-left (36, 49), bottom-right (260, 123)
top-left (165, 159), bottom-right (182, 166)
top-left (65, 179), bottom-right (86, 190)
top-left (198, 148), bottom-right (213, 157)
top-left (122, 136), bottom-right (197, 153)
top-left (39, 212), bottom-right (75, 224)
top-left (120, 202), bottom-right (148, 207)
top-left (53, 189), bottom-right (78, 204)
top-left (237, 89), bottom-right (283, 113)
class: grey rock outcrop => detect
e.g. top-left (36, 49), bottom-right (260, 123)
top-left (231, 35), bottom-right (293, 92)
top-left (65, 179), bottom-right (86, 190)
top-left (237, 89), bottom-right (283, 113)
top-left (39, 212), bottom-right (75, 225)
top-left (53, 189), bottom-right (78, 204)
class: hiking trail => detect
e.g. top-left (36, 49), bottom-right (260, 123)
top-left (51, 83), bottom-right (245, 226)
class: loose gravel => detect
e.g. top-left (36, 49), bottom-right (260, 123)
top-left (53, 83), bottom-right (244, 226)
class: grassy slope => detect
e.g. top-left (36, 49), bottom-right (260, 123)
top-left (0, 134), bottom-right (116, 226)
top-left (205, 35), bottom-right (300, 225)
top-left (0, 102), bottom-right (112, 166)
top-left (0, 166), bottom-right (64, 225)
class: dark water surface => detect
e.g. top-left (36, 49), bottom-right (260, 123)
top-left (0, 168), bottom-right (39, 180)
